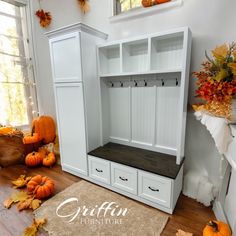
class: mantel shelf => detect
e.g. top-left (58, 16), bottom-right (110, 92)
top-left (99, 68), bottom-right (182, 78)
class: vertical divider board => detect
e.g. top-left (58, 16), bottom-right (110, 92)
top-left (109, 87), bottom-right (130, 142)
top-left (176, 28), bottom-right (192, 164)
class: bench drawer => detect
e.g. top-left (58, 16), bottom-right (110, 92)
top-left (138, 170), bottom-right (172, 208)
top-left (88, 155), bottom-right (110, 184)
top-left (111, 162), bottom-right (137, 195)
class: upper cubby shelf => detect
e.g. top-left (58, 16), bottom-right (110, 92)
top-left (99, 44), bottom-right (121, 75)
top-left (98, 27), bottom-right (189, 78)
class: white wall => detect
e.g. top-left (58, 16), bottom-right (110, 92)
top-left (31, 0), bottom-right (236, 187)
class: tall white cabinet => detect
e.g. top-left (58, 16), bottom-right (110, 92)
top-left (46, 23), bottom-right (107, 176)
top-left (46, 25), bottom-right (192, 214)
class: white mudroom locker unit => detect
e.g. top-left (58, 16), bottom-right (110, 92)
top-left (47, 23), bottom-right (192, 214)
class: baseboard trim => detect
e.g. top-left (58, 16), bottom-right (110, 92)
top-left (213, 200), bottom-right (228, 222)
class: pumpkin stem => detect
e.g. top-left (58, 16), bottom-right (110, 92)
top-left (207, 221), bottom-right (219, 232)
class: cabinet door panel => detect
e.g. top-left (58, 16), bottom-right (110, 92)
top-left (54, 83), bottom-right (87, 175)
top-left (50, 32), bottom-right (82, 83)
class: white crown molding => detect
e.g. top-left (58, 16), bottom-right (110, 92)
top-left (45, 22), bottom-right (108, 40)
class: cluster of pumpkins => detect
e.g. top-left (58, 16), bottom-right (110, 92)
top-left (23, 116), bottom-right (57, 168)
top-left (142, 0), bottom-right (170, 7)
top-left (25, 149), bottom-right (56, 167)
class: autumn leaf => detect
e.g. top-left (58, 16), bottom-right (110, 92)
top-left (23, 218), bottom-right (46, 236)
top-left (23, 225), bottom-right (37, 236)
top-left (214, 68), bottom-right (228, 81)
top-left (3, 198), bottom-right (14, 209)
top-left (11, 191), bottom-right (31, 203)
top-left (228, 62), bottom-right (236, 75)
top-left (35, 218), bottom-right (46, 227)
top-left (176, 229), bottom-right (193, 236)
top-left (35, 9), bottom-right (52, 28)
top-left (30, 199), bottom-right (42, 210)
top-left (212, 44), bottom-right (228, 60)
top-left (12, 175), bottom-right (31, 188)
top-left (17, 198), bottom-right (33, 211)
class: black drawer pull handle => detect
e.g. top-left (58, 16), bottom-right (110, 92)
top-left (148, 186), bottom-right (159, 192)
top-left (119, 176), bottom-right (128, 181)
top-left (95, 168), bottom-right (103, 173)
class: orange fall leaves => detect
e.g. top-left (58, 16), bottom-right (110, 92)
top-left (35, 9), bottom-right (52, 28)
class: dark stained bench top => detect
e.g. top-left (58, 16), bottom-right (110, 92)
top-left (88, 142), bottom-right (183, 179)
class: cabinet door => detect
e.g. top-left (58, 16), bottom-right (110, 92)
top-left (49, 32), bottom-right (82, 83)
top-left (54, 83), bottom-right (87, 175)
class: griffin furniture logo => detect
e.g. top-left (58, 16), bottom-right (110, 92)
top-left (56, 198), bottom-right (128, 225)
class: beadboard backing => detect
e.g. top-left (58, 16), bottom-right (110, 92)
top-left (101, 79), bottom-right (180, 156)
top-left (131, 87), bottom-right (155, 146)
top-left (109, 87), bottom-right (130, 142)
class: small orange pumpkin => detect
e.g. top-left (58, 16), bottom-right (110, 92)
top-left (43, 152), bottom-right (56, 167)
top-left (23, 133), bottom-right (40, 144)
top-left (156, 0), bottom-right (171, 4)
top-left (203, 221), bottom-right (231, 236)
top-left (32, 116), bottom-right (56, 144)
top-left (27, 175), bottom-right (55, 199)
top-left (25, 151), bottom-right (43, 167)
top-left (142, 0), bottom-right (154, 7)
top-left (0, 126), bottom-right (17, 135)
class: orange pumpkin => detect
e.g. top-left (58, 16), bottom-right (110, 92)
top-left (156, 0), bottom-right (170, 4)
top-left (25, 151), bottom-right (43, 167)
top-left (0, 126), bottom-right (17, 135)
top-left (32, 116), bottom-right (56, 144)
top-left (142, 0), bottom-right (154, 7)
top-left (42, 152), bottom-right (56, 167)
top-left (23, 133), bottom-right (40, 144)
top-left (203, 221), bottom-right (231, 236)
top-left (27, 175), bottom-right (54, 199)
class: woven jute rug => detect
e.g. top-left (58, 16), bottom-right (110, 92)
top-left (35, 180), bottom-right (169, 236)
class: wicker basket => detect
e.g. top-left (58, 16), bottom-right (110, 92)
top-left (0, 131), bottom-right (25, 167)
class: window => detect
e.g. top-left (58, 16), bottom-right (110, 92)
top-left (115, 0), bottom-right (141, 14)
top-left (0, 0), bottom-right (38, 128)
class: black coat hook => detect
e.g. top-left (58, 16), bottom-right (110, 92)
top-left (161, 79), bottom-right (164, 86)
top-left (134, 80), bottom-right (138, 87)
top-left (120, 81), bottom-right (123, 87)
top-left (144, 80), bottom-right (147, 87)
top-left (176, 78), bottom-right (179, 86)
top-left (110, 82), bottom-right (114, 87)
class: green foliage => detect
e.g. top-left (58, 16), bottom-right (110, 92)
top-left (0, 24), bottom-right (29, 126)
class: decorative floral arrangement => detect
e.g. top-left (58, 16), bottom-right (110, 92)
top-left (78, 0), bottom-right (90, 13)
top-left (193, 43), bottom-right (236, 120)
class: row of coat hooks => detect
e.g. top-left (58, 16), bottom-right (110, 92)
top-left (107, 77), bottom-right (180, 88)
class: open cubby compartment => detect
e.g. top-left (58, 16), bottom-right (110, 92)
top-left (151, 32), bottom-right (184, 71)
top-left (100, 72), bottom-right (181, 156)
top-left (99, 44), bottom-right (121, 75)
top-left (122, 39), bottom-right (149, 73)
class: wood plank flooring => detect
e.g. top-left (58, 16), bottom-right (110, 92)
top-left (0, 165), bottom-right (215, 236)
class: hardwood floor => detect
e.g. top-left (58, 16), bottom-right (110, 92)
top-left (0, 164), bottom-right (215, 236)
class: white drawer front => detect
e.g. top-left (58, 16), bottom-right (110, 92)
top-left (88, 156), bottom-right (110, 184)
top-left (138, 171), bottom-right (172, 208)
top-left (111, 163), bottom-right (137, 195)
